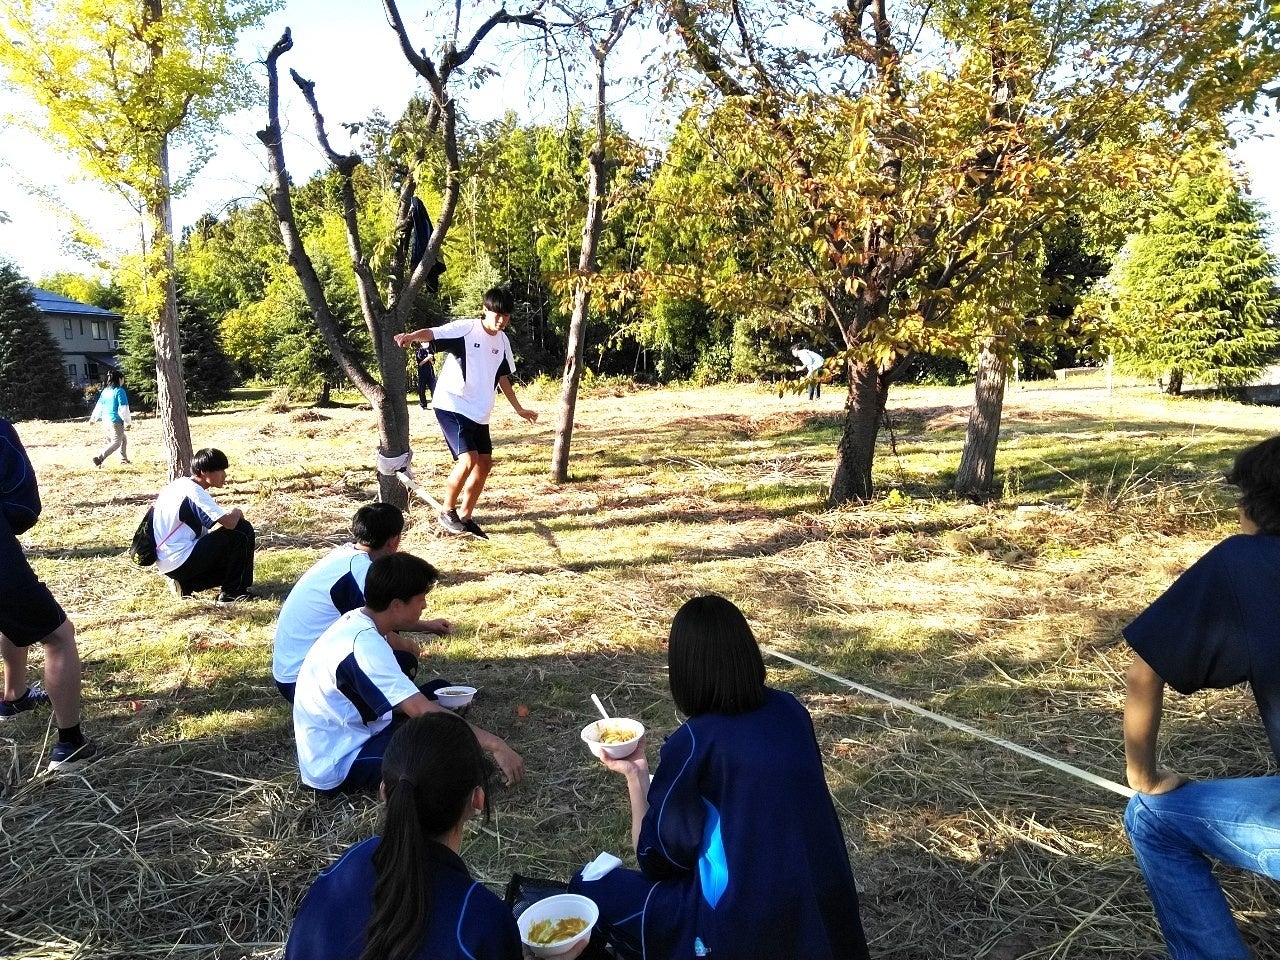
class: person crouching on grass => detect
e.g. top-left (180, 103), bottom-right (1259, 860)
top-left (152, 447), bottom-right (257, 603)
top-left (394, 286), bottom-right (537, 540)
top-left (292, 552), bottom-right (524, 793)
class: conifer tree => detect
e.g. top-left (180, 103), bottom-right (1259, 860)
top-left (1103, 163), bottom-right (1280, 394)
top-left (121, 272), bottom-right (236, 410)
top-left (0, 261), bottom-right (82, 421)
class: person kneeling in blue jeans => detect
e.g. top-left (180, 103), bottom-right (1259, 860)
top-left (1121, 435), bottom-right (1280, 960)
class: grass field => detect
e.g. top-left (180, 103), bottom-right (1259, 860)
top-left (3, 376), bottom-right (1278, 959)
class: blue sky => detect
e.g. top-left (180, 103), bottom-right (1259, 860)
top-left (1, 4), bottom-right (1277, 283)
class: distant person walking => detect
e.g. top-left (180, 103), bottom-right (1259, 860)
top-left (1, 418), bottom-right (96, 772)
top-left (416, 343), bottom-right (437, 409)
top-left (90, 370), bottom-right (131, 466)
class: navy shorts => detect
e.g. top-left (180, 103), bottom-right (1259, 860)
top-left (435, 408), bottom-right (492, 458)
top-left (0, 513), bottom-right (68, 647)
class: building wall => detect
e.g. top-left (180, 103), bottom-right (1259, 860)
top-left (44, 313), bottom-right (122, 386)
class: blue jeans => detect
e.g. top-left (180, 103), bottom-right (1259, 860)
top-left (1124, 777), bottom-right (1280, 959)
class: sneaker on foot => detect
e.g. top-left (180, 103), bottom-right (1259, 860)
top-left (0, 681), bottom-right (51, 719)
top-left (460, 516), bottom-right (489, 540)
top-left (120, 458), bottom-right (131, 464)
top-left (92, 455), bottom-right (103, 468)
top-left (216, 589), bottom-right (262, 604)
top-left (48, 738), bottom-right (97, 773)
top-left (437, 509), bottom-right (467, 535)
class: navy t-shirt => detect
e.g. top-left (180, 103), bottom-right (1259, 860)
top-left (285, 837), bottom-right (521, 960)
top-left (0, 419), bottom-right (41, 535)
top-left (634, 687), bottom-right (870, 960)
top-left (1123, 533), bottom-right (1280, 761)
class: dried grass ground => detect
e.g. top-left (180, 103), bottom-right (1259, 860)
top-left (3, 376), bottom-right (1278, 959)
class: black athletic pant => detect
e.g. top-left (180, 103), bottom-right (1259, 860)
top-left (168, 520), bottom-right (255, 596)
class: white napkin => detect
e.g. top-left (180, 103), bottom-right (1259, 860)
top-left (580, 851), bottom-right (623, 881)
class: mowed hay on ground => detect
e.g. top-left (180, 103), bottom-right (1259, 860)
top-left (2, 380), bottom-right (1278, 959)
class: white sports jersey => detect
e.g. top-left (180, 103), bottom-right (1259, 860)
top-left (273, 544), bottom-right (372, 684)
top-left (152, 477), bottom-right (228, 574)
top-left (430, 317), bottom-right (516, 424)
top-left (293, 609), bottom-right (421, 790)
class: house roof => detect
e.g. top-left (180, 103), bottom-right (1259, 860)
top-left (30, 287), bottom-right (122, 320)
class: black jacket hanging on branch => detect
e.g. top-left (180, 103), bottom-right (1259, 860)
top-left (408, 197), bottom-right (446, 293)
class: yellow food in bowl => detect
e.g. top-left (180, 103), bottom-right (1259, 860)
top-left (593, 723), bottom-right (637, 744)
top-left (528, 916), bottom-right (589, 945)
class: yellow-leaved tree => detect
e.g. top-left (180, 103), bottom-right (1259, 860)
top-left (0, 0), bottom-right (277, 477)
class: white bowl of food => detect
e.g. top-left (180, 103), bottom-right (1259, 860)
top-left (518, 893), bottom-right (599, 958)
top-left (434, 685), bottom-right (477, 710)
top-left (580, 717), bottom-right (644, 760)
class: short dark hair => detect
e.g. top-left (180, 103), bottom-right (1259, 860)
top-left (106, 370), bottom-right (122, 387)
top-left (191, 448), bottom-right (229, 474)
top-left (352, 503), bottom-right (404, 550)
top-left (667, 594), bottom-right (767, 717)
top-left (1226, 436), bottom-right (1280, 535)
top-left (482, 286), bottom-right (514, 315)
top-left (364, 553), bottom-right (438, 611)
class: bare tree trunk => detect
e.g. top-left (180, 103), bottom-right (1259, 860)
top-left (552, 20), bottom-right (620, 483)
top-left (374, 327), bottom-right (411, 508)
top-left (829, 359), bottom-right (887, 503)
top-left (954, 340), bottom-right (1007, 497)
top-left (150, 135), bottom-right (193, 480)
top-left (1166, 367), bottom-right (1184, 396)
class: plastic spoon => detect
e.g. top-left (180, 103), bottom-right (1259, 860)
top-left (591, 694), bottom-right (610, 721)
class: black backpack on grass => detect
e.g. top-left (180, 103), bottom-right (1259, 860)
top-left (130, 507), bottom-right (158, 566)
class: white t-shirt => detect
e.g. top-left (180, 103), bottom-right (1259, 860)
top-left (293, 609), bottom-right (421, 790)
top-left (430, 317), bottom-right (516, 424)
top-left (273, 544), bottom-right (372, 685)
top-left (795, 349), bottom-right (824, 374)
top-left (152, 477), bottom-right (228, 574)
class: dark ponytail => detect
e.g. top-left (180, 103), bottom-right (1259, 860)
top-left (360, 714), bottom-right (490, 960)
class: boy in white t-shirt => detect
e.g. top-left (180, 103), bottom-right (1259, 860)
top-left (394, 287), bottom-right (537, 539)
top-left (293, 552), bottom-right (524, 792)
top-left (151, 447), bottom-right (257, 602)
top-left (272, 503), bottom-right (451, 702)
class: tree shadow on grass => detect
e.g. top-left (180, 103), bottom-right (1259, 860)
top-left (7, 634), bottom-right (1276, 960)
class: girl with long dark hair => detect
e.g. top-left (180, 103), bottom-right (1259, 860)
top-left (286, 713), bottom-right (526, 960)
top-left (570, 594), bottom-right (872, 960)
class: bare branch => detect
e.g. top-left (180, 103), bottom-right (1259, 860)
top-left (289, 69), bottom-right (359, 175)
top-left (255, 29), bottom-right (380, 400)
top-left (443, 4), bottom-right (549, 78)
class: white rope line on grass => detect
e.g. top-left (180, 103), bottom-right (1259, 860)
top-left (395, 468), bottom-right (445, 512)
top-left (764, 647), bottom-right (1135, 800)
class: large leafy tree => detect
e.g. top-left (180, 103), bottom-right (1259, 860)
top-left (1099, 161), bottom-right (1280, 395)
top-left (650, 0), bottom-right (1270, 503)
top-left (0, 0), bottom-right (276, 478)
top-left (0, 261), bottom-right (83, 421)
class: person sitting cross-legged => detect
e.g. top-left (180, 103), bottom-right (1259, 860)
top-left (1122, 434), bottom-right (1280, 960)
top-left (272, 503), bottom-right (451, 703)
top-left (152, 447), bottom-right (257, 603)
top-left (292, 552), bottom-right (523, 794)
